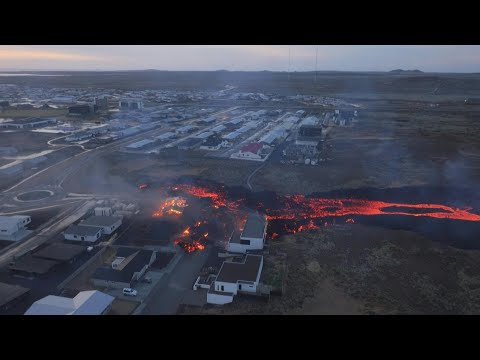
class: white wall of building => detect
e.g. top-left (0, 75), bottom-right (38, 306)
top-left (64, 231), bottom-right (101, 243)
top-left (80, 219), bottom-right (121, 235)
top-left (207, 292), bottom-right (234, 305)
top-left (238, 282), bottom-right (257, 293)
top-left (214, 281), bottom-right (238, 295)
top-left (0, 216), bottom-right (31, 235)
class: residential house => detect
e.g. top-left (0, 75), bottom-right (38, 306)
top-left (91, 247), bottom-right (156, 289)
top-left (207, 255), bottom-right (264, 305)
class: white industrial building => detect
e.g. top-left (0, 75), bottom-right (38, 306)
top-left (300, 116), bottom-right (319, 126)
top-left (94, 207), bottom-right (112, 216)
top-left (66, 131), bottom-right (93, 142)
top-left (0, 215), bottom-right (32, 241)
top-left (64, 225), bottom-right (102, 243)
top-left (259, 130), bottom-right (284, 145)
top-left (211, 125), bottom-right (226, 133)
top-left (194, 131), bottom-right (213, 139)
top-left (78, 216), bottom-right (122, 235)
top-left (227, 118), bottom-right (244, 125)
top-left (207, 255), bottom-right (264, 305)
top-left (176, 125), bottom-right (197, 134)
top-left (222, 131), bottom-right (241, 140)
top-left (0, 118), bottom-right (57, 129)
top-left (24, 290), bottom-right (114, 315)
top-left (227, 213), bottom-right (267, 254)
top-left (119, 98), bottom-right (143, 110)
top-left (126, 139), bottom-right (155, 149)
top-left (155, 132), bottom-right (175, 141)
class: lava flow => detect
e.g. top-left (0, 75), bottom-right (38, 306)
top-left (265, 196), bottom-right (480, 222)
top-left (173, 220), bottom-right (209, 253)
top-left (173, 184), bottom-right (243, 211)
top-left (152, 183), bottom-right (480, 240)
top-left (152, 197), bottom-right (188, 217)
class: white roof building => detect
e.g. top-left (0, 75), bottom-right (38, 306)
top-left (24, 290), bottom-right (114, 315)
top-left (0, 215), bottom-right (32, 241)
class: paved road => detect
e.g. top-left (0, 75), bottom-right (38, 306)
top-left (141, 246), bottom-right (211, 314)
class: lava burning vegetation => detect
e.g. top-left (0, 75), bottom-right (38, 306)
top-left (174, 221), bottom-right (209, 253)
top-left (152, 197), bottom-right (188, 218)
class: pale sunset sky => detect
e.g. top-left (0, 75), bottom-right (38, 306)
top-left (0, 45), bottom-right (478, 72)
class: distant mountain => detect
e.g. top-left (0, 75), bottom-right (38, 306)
top-left (389, 69), bottom-right (424, 74)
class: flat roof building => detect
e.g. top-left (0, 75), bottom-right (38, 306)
top-left (0, 215), bottom-right (32, 241)
top-left (78, 216), bottom-right (122, 235)
top-left (0, 118), bottom-right (57, 129)
top-left (91, 247), bottom-right (156, 289)
top-left (126, 139), bottom-right (156, 149)
top-left (207, 255), bottom-right (264, 305)
top-left (64, 224), bottom-right (103, 243)
top-left (0, 282), bottom-right (30, 311)
top-left (33, 243), bottom-right (85, 263)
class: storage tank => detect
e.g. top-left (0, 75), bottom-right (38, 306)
top-left (305, 158), bottom-right (311, 165)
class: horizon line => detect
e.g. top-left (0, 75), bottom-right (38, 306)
top-left (0, 68), bottom-right (478, 74)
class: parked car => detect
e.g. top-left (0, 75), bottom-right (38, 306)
top-left (122, 288), bottom-right (138, 297)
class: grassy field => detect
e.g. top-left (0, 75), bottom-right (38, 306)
top-left (181, 224), bottom-right (480, 315)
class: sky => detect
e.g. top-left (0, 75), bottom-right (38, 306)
top-left (0, 45), bottom-right (478, 73)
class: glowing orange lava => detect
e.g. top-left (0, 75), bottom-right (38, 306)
top-left (266, 196), bottom-right (480, 222)
top-left (173, 184), bottom-right (242, 211)
top-left (152, 197), bottom-right (188, 217)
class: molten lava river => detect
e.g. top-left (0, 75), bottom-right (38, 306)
top-left (152, 183), bottom-right (480, 249)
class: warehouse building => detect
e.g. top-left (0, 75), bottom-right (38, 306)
top-left (119, 98), bottom-right (143, 110)
top-left (0, 118), bottom-right (57, 129)
top-left (126, 139), bottom-right (156, 150)
top-left (155, 132), bottom-right (175, 141)
top-left (64, 225), bottom-right (103, 243)
top-left (175, 125), bottom-right (197, 134)
top-left (177, 137), bottom-right (203, 150)
top-left (194, 131), bottom-right (214, 139)
top-left (211, 124), bottom-right (226, 133)
top-left (222, 131), bottom-right (242, 140)
top-left (25, 290), bottom-right (114, 315)
top-left (78, 216), bottom-right (122, 235)
top-left (197, 116), bottom-right (216, 125)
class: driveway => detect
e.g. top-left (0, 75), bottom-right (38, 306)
top-left (141, 245), bottom-right (212, 314)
